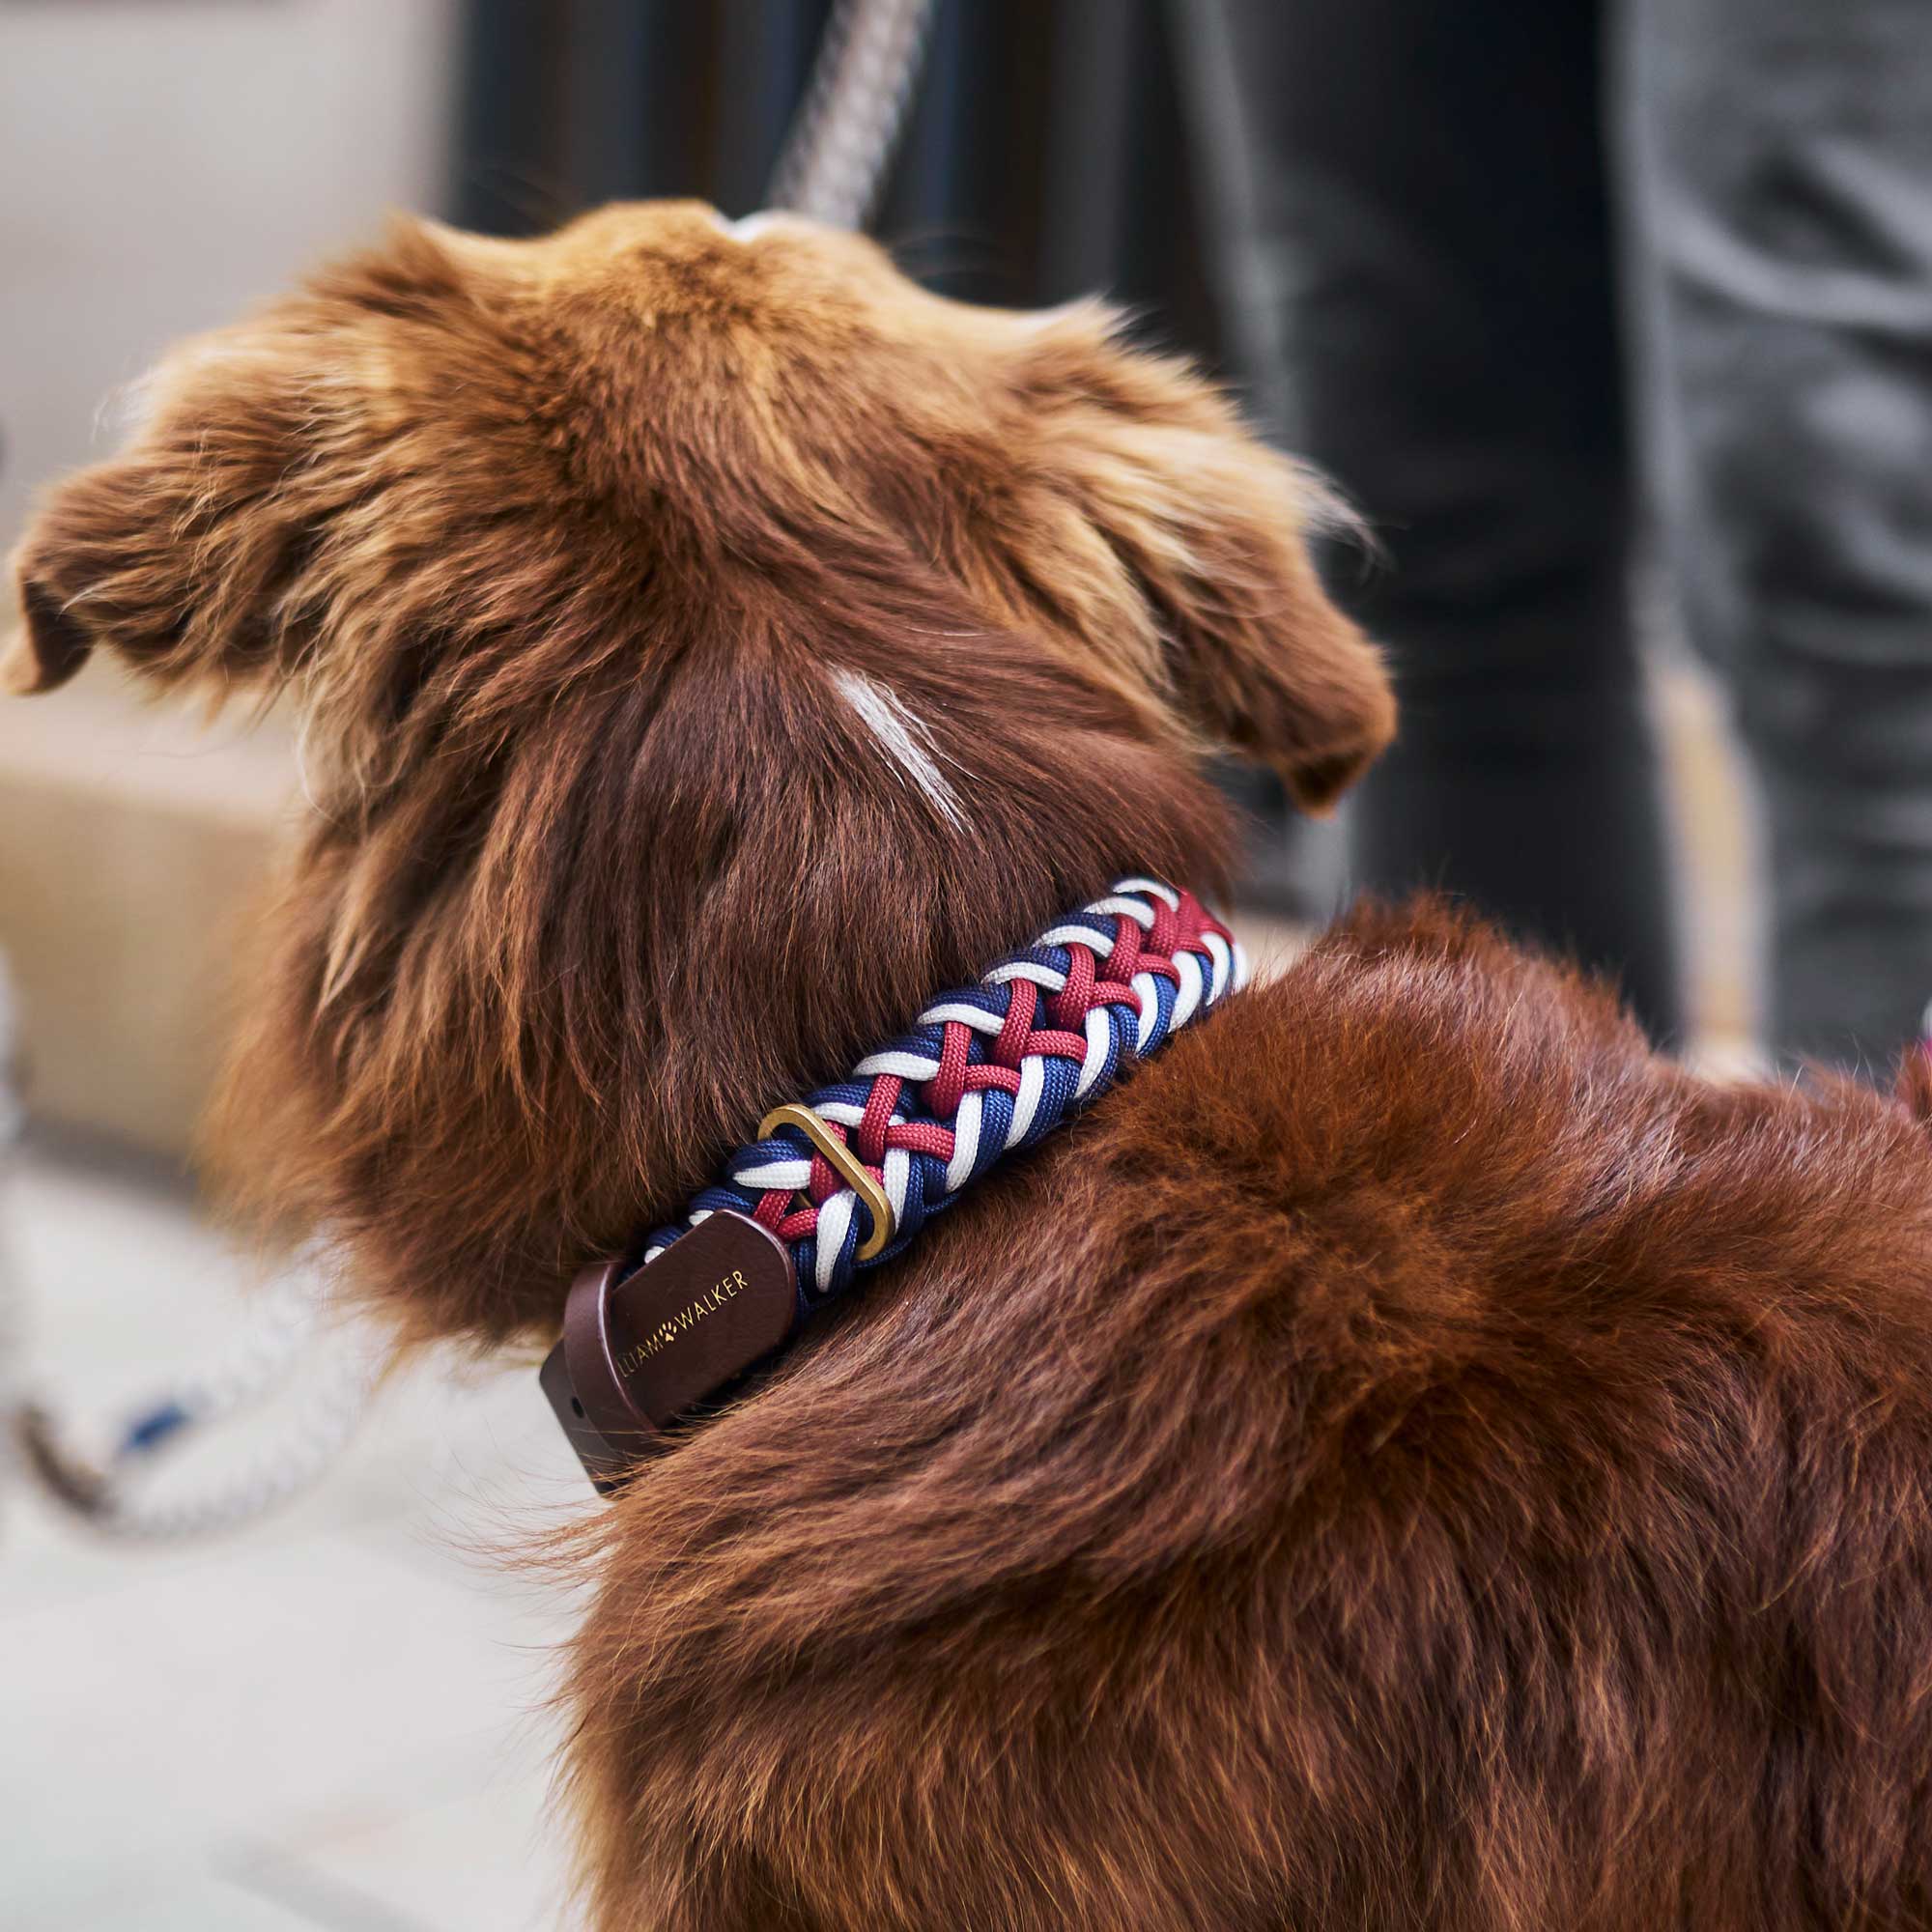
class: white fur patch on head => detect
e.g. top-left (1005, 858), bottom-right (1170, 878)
top-left (829, 667), bottom-right (966, 832)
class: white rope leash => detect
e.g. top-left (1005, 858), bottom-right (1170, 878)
top-left (0, 955), bottom-right (374, 1543)
top-left (768, 0), bottom-right (938, 230)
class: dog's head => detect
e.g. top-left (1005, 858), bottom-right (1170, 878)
top-left (6, 203), bottom-right (1389, 802)
top-left (6, 203), bottom-right (1393, 1341)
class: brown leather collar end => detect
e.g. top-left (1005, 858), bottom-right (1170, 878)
top-left (540, 1210), bottom-right (798, 1492)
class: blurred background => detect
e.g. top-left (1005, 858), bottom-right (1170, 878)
top-left (10, 0), bottom-right (1921, 1924)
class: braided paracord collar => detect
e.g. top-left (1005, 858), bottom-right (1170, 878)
top-left (540, 879), bottom-right (1245, 1491)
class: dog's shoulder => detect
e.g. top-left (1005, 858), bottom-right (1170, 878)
top-left (1083, 892), bottom-right (1932, 1367)
top-left (562, 896), bottom-right (1932, 1929)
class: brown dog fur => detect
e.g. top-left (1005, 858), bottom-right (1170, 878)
top-left (12, 205), bottom-right (1932, 1928)
top-left (7, 204), bottom-right (1384, 1348)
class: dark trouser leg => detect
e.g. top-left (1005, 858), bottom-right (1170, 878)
top-left (1627, 0), bottom-right (1932, 1072)
top-left (1181, 0), bottom-right (1682, 1040)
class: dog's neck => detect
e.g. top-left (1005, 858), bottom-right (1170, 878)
top-left (211, 586), bottom-right (1237, 1347)
top-left (543, 876), bottom-right (1245, 1489)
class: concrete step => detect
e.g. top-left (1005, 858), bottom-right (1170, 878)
top-left (0, 668), bottom-right (293, 1157)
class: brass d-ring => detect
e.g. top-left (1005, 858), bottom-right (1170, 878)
top-left (757, 1103), bottom-right (896, 1263)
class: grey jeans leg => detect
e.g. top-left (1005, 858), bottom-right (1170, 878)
top-left (1178, 0), bottom-right (1684, 1043)
top-left (1627, 0), bottom-right (1932, 1070)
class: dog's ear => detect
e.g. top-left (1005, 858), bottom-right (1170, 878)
top-left (2, 558), bottom-right (95, 696)
top-left (4, 331), bottom-right (317, 699)
top-left (3, 219), bottom-right (497, 702)
top-left (1013, 312), bottom-right (1395, 812)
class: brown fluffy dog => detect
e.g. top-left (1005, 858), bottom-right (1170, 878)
top-left (10, 204), bottom-right (1932, 1930)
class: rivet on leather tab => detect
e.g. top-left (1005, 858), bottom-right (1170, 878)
top-left (541, 1210), bottom-right (797, 1491)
